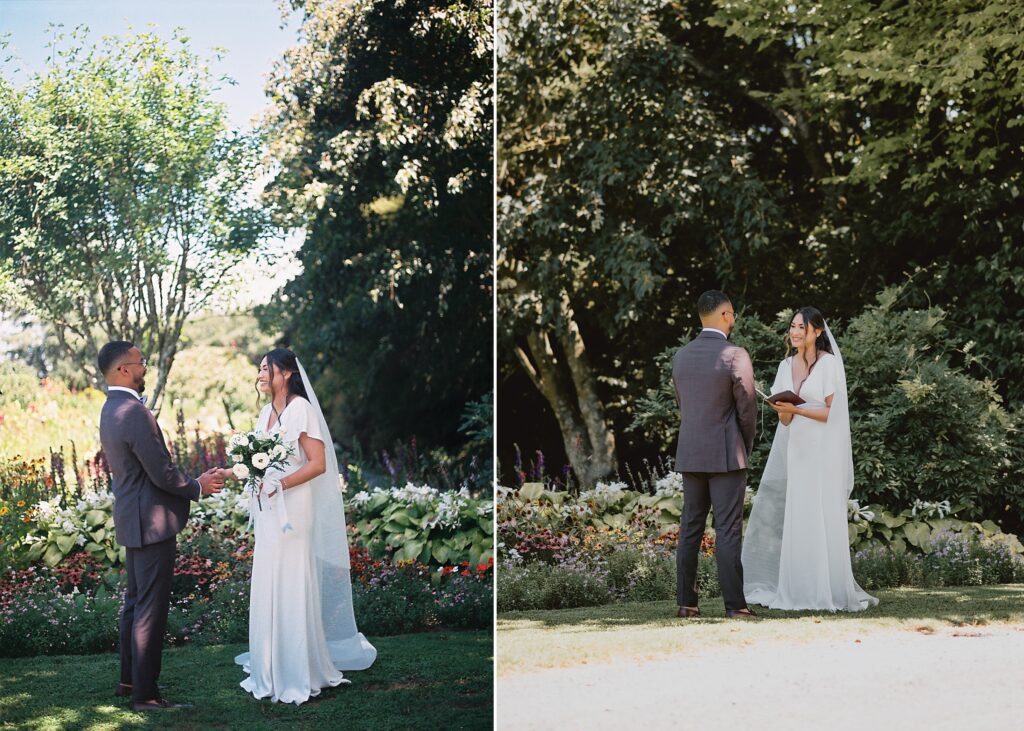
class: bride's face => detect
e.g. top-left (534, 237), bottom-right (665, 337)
top-left (789, 315), bottom-right (821, 352)
top-left (257, 358), bottom-right (292, 396)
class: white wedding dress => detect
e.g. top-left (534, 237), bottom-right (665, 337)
top-left (236, 364), bottom-right (376, 704)
top-left (742, 327), bottom-right (877, 612)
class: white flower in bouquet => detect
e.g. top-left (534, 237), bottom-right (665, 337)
top-left (251, 452), bottom-right (271, 470)
top-left (233, 463), bottom-right (251, 480)
top-left (231, 453), bottom-right (243, 463)
top-left (271, 444), bottom-right (288, 461)
top-left (229, 434), bottom-right (248, 449)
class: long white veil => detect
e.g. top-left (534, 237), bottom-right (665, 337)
top-left (741, 321), bottom-right (854, 602)
top-left (295, 360), bottom-right (377, 670)
top-left (235, 360), bottom-right (377, 672)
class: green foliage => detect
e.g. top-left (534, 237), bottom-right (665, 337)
top-left (496, 562), bottom-right (613, 612)
top-left (0, 27), bottom-right (273, 407)
top-left (498, 0), bottom-right (1024, 487)
top-left (260, 0), bottom-right (493, 454)
top-left (628, 289), bottom-right (1019, 525)
top-left (351, 485), bottom-right (494, 567)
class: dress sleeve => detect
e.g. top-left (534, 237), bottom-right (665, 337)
top-left (820, 354), bottom-right (838, 400)
top-left (287, 398), bottom-right (324, 443)
top-left (770, 359), bottom-right (787, 395)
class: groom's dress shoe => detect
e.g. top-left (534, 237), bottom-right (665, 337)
top-left (726, 608), bottom-right (758, 619)
top-left (677, 606), bottom-right (701, 618)
top-left (131, 699), bottom-right (193, 712)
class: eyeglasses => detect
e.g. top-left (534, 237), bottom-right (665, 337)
top-left (723, 311), bottom-right (735, 318)
top-left (120, 359), bottom-right (147, 369)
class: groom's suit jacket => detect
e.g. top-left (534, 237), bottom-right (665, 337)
top-left (100, 390), bottom-right (201, 548)
top-left (672, 330), bottom-right (757, 473)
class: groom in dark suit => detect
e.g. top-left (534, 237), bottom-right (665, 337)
top-left (672, 290), bottom-right (757, 619)
top-left (98, 341), bottom-right (228, 711)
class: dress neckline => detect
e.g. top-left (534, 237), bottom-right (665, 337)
top-left (263, 397), bottom-right (299, 433)
top-left (789, 352), bottom-right (827, 396)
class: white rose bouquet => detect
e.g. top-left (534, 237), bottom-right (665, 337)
top-left (227, 428), bottom-right (295, 510)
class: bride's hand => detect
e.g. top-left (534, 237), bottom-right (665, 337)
top-left (771, 401), bottom-right (798, 415)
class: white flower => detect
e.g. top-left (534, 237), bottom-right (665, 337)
top-left (271, 444), bottom-right (288, 460)
top-left (76, 500), bottom-right (88, 512)
top-left (231, 454), bottom-right (243, 463)
top-left (229, 433), bottom-right (248, 448)
top-left (351, 490), bottom-right (371, 505)
top-left (233, 463), bottom-right (251, 480)
top-left (653, 472), bottom-right (684, 497)
top-left (251, 453), bottom-right (271, 470)
top-left (142, 162), bottom-right (158, 174)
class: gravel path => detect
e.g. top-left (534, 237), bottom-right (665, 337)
top-left (496, 625), bottom-right (1024, 730)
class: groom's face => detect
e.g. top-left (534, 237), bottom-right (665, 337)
top-left (118, 347), bottom-right (147, 393)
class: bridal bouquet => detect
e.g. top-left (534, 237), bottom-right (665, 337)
top-left (227, 429), bottom-right (295, 510)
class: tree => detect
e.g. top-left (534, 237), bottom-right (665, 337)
top-left (498, 0), bottom-right (1024, 483)
top-left (0, 27), bottom-right (272, 410)
top-left (497, 0), bottom-right (786, 486)
top-left (260, 0), bottom-right (493, 453)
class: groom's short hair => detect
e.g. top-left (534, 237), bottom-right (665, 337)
top-left (98, 341), bottom-right (135, 376)
top-left (697, 290), bottom-right (731, 317)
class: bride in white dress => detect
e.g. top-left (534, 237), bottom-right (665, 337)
top-left (742, 308), bottom-right (877, 612)
top-left (235, 348), bottom-right (376, 703)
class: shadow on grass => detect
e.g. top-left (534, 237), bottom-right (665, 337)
top-left (0, 631), bottom-right (493, 731)
top-left (498, 585), bottom-right (1024, 630)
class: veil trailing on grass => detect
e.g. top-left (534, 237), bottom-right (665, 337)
top-left (294, 360), bottom-right (376, 670)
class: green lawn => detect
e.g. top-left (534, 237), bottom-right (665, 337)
top-left (496, 585), bottom-right (1024, 675)
top-left (0, 631), bottom-right (492, 731)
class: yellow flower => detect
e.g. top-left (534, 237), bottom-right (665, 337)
top-left (0, 507), bottom-right (8, 516)
top-left (16, 500), bottom-right (25, 507)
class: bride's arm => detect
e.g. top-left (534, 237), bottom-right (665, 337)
top-left (267, 433), bottom-right (327, 495)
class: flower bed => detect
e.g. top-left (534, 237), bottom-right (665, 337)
top-left (496, 482), bottom-right (1024, 612)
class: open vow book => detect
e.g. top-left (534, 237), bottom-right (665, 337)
top-left (756, 388), bottom-right (806, 406)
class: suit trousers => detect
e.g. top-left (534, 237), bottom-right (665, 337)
top-left (120, 537), bottom-right (176, 702)
top-left (676, 470), bottom-right (748, 611)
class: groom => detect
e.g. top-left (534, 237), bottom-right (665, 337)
top-left (672, 290), bottom-right (757, 619)
top-left (98, 341), bottom-right (229, 711)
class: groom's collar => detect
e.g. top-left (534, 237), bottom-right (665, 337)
top-left (700, 327), bottom-right (728, 339)
top-left (108, 386), bottom-right (142, 400)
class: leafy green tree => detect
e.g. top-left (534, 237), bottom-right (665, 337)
top-left (499, 0), bottom-right (1024, 485)
top-left (260, 0), bottom-right (492, 453)
top-left (0, 27), bottom-right (272, 410)
top-left (498, 0), bottom-right (787, 486)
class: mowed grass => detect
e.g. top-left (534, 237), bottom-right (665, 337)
top-left (0, 631), bottom-right (492, 731)
top-left (496, 585), bottom-right (1024, 676)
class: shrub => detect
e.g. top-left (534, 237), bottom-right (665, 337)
top-left (606, 548), bottom-right (676, 603)
top-left (497, 562), bottom-right (612, 612)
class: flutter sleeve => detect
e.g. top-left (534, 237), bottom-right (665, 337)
top-left (820, 354), bottom-right (838, 400)
top-left (770, 359), bottom-right (787, 395)
top-left (286, 398), bottom-right (324, 443)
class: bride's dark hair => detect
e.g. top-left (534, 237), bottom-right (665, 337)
top-left (785, 307), bottom-right (833, 370)
top-left (256, 347), bottom-right (309, 403)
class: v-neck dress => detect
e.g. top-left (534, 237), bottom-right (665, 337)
top-left (742, 354), bottom-right (877, 612)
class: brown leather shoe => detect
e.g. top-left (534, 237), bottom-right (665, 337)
top-left (725, 608), bottom-right (758, 619)
top-left (131, 699), bottom-right (194, 711)
top-left (677, 606), bottom-right (701, 618)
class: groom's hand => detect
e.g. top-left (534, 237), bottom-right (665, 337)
top-left (214, 467), bottom-right (236, 481)
top-left (198, 468), bottom-right (225, 496)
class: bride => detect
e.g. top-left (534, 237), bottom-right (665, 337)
top-left (235, 347), bottom-right (377, 703)
top-left (741, 308), bottom-right (878, 612)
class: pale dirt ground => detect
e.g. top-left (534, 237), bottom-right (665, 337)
top-left (496, 624), bottom-right (1024, 730)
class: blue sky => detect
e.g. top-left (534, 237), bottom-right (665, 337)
top-left (0, 0), bottom-right (299, 128)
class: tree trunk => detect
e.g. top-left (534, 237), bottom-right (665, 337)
top-left (514, 305), bottom-right (618, 489)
